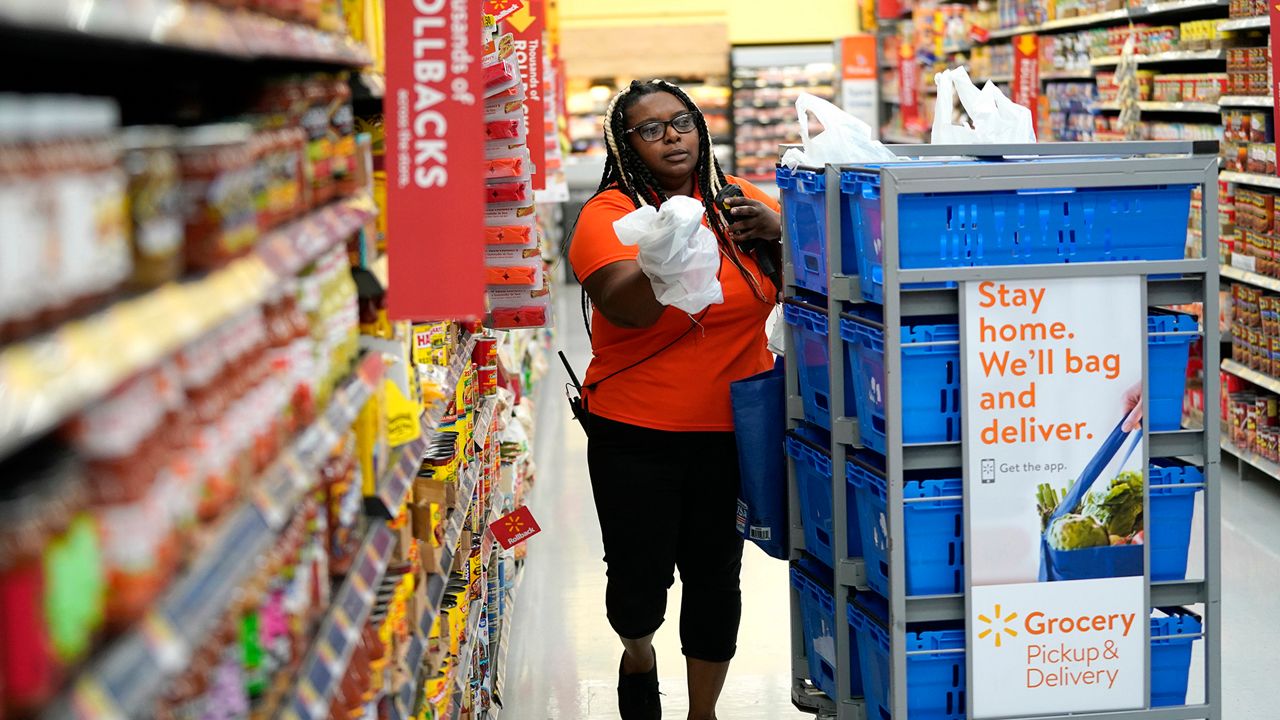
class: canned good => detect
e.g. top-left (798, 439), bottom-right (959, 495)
top-left (478, 365), bottom-right (498, 396)
top-left (473, 336), bottom-right (498, 366)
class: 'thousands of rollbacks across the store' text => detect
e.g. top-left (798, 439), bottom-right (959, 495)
top-left (975, 281), bottom-right (1123, 446)
top-left (399, 0), bottom-right (476, 190)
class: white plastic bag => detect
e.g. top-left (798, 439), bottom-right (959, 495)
top-left (766, 304), bottom-right (786, 356)
top-left (613, 195), bottom-right (724, 315)
top-left (781, 93), bottom-right (897, 168)
top-left (932, 67), bottom-right (1037, 145)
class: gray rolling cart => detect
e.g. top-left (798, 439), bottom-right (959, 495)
top-left (782, 141), bottom-right (1221, 720)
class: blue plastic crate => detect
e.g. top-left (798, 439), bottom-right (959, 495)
top-left (791, 567), bottom-right (862, 699)
top-left (776, 167), bottom-right (858, 295)
top-left (784, 300), bottom-right (855, 431)
top-left (786, 433), bottom-right (862, 569)
top-left (840, 315), bottom-right (962, 455)
top-left (842, 312), bottom-right (1197, 455)
top-left (843, 603), bottom-right (1199, 716)
top-left (847, 457), bottom-right (1201, 598)
top-left (847, 458), bottom-right (964, 597)
top-left (1150, 461), bottom-right (1204, 581)
top-left (848, 598), bottom-right (966, 720)
top-left (1151, 608), bottom-right (1202, 707)
top-left (845, 171), bottom-right (1194, 304)
top-left (1148, 311), bottom-right (1199, 432)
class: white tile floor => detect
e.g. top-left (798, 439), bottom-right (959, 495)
top-left (500, 293), bottom-right (1279, 719)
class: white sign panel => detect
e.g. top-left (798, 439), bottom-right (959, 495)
top-left (971, 578), bottom-right (1145, 718)
top-left (963, 277), bottom-right (1147, 717)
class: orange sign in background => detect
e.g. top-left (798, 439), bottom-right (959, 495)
top-left (1013, 34), bottom-right (1040, 136)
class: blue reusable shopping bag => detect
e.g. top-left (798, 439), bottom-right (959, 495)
top-left (1038, 420), bottom-right (1145, 581)
top-left (731, 358), bottom-right (788, 559)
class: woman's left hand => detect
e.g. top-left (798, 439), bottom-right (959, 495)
top-left (724, 196), bottom-right (781, 244)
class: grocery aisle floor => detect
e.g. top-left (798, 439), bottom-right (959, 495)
top-left (502, 290), bottom-right (1280, 719)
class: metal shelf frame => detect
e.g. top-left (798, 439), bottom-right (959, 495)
top-left (783, 140), bottom-right (1222, 720)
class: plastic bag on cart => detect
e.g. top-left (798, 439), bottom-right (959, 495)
top-left (613, 195), bottom-right (724, 314)
top-left (766, 305), bottom-right (786, 356)
top-left (781, 93), bottom-right (897, 169)
top-left (932, 66), bottom-right (1037, 145)
top-left (731, 358), bottom-right (788, 559)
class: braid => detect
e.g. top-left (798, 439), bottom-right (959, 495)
top-left (589, 78), bottom-right (770, 303)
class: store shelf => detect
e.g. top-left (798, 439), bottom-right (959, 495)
top-left (1221, 436), bottom-right (1280, 479)
top-left (1096, 101), bottom-right (1221, 113)
top-left (389, 399), bottom-right (497, 717)
top-left (1091, 49), bottom-right (1226, 66)
top-left (259, 194), bottom-right (379, 277)
top-left (987, 0), bottom-right (1227, 39)
top-left (0, 5), bottom-right (372, 66)
top-left (1219, 95), bottom-right (1273, 107)
top-left (1218, 15), bottom-right (1270, 31)
top-left (370, 336), bottom-right (479, 518)
top-left (445, 593), bottom-right (487, 720)
top-left (1042, 69), bottom-right (1097, 80)
top-left (1222, 358), bottom-right (1280, 395)
top-left (487, 567), bottom-right (523, 717)
top-left (1221, 262), bottom-right (1280, 292)
top-left (281, 522), bottom-right (398, 720)
top-left (1221, 171), bottom-right (1280, 190)
top-left (64, 351), bottom-right (385, 720)
top-left (0, 194), bottom-right (377, 461)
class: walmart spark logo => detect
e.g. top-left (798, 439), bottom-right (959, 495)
top-left (503, 515), bottom-right (527, 535)
top-left (978, 604), bottom-right (1020, 648)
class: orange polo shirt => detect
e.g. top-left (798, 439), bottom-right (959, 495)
top-left (569, 176), bottom-right (779, 432)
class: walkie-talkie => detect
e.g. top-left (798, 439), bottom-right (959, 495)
top-left (715, 184), bottom-right (780, 289)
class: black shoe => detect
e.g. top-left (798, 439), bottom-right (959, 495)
top-left (617, 649), bottom-right (661, 720)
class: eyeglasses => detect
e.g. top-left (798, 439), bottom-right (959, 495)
top-left (624, 111), bottom-right (699, 142)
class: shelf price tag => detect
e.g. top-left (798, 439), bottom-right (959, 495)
top-left (72, 677), bottom-right (126, 720)
top-left (142, 611), bottom-right (192, 673)
top-left (488, 506), bottom-right (541, 549)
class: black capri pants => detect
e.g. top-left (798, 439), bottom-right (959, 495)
top-left (586, 413), bottom-right (745, 663)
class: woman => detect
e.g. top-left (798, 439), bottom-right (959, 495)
top-left (568, 79), bottom-right (783, 720)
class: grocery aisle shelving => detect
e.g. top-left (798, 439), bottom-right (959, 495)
top-left (1220, 436), bottom-right (1280, 478)
top-left (1091, 49), bottom-right (1227, 66)
top-left (1221, 359), bottom-right (1280, 396)
top-left (1218, 16), bottom-right (1270, 31)
top-left (54, 349), bottom-right (384, 719)
top-left (1220, 171), bottom-right (1280, 191)
top-left (1218, 96), bottom-right (1272, 107)
top-left (0, 4), bottom-right (371, 64)
top-left (0, 195), bottom-right (377, 459)
top-left (1095, 100), bottom-right (1221, 113)
top-left (1222, 263), bottom-right (1280, 292)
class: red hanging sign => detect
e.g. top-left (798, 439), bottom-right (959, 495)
top-left (878, 0), bottom-right (903, 21)
top-left (1271, 2), bottom-right (1280, 176)
top-left (385, 0), bottom-right (486, 320)
top-left (488, 505), bottom-right (542, 549)
top-left (509, 0), bottom-right (546, 190)
top-left (1013, 34), bottom-right (1040, 136)
top-left (484, 0), bottom-right (525, 22)
top-left (899, 43), bottom-right (921, 132)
